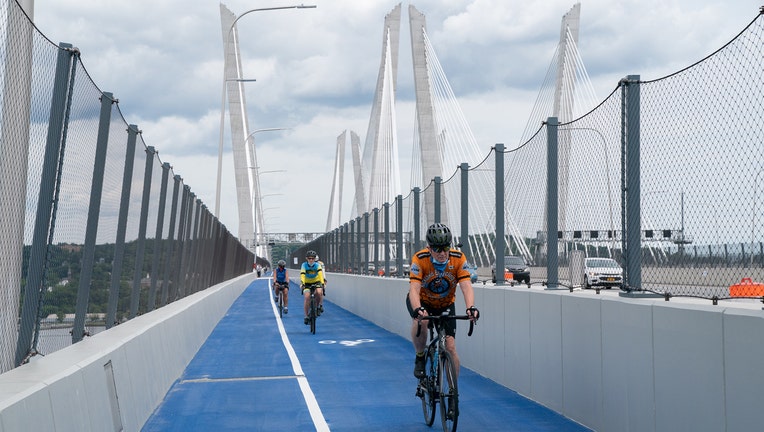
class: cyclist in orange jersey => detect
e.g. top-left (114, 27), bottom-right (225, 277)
top-left (407, 223), bottom-right (480, 380)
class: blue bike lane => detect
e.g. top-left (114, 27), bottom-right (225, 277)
top-left (143, 278), bottom-right (591, 431)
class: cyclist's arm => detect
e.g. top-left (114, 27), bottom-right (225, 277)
top-left (408, 280), bottom-right (428, 317)
top-left (458, 279), bottom-right (475, 310)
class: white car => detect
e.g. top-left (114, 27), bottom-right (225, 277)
top-left (583, 258), bottom-right (623, 289)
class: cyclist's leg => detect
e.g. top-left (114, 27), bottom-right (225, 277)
top-left (303, 286), bottom-right (311, 319)
top-left (443, 305), bottom-right (460, 378)
top-left (315, 287), bottom-right (324, 312)
top-left (282, 285), bottom-right (289, 307)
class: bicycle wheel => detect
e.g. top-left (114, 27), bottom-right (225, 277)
top-left (278, 290), bottom-right (283, 318)
top-left (419, 347), bottom-right (437, 426)
top-left (309, 293), bottom-right (316, 334)
top-left (439, 351), bottom-right (459, 432)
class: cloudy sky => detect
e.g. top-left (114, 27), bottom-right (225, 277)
top-left (31, 0), bottom-right (761, 235)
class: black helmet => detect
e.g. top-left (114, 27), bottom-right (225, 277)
top-left (426, 223), bottom-right (452, 248)
top-left (306, 250), bottom-right (317, 258)
top-left (278, 260), bottom-right (286, 267)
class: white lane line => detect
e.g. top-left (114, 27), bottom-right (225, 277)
top-left (269, 280), bottom-right (329, 431)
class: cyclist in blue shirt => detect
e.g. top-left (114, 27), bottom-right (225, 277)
top-left (272, 260), bottom-right (290, 314)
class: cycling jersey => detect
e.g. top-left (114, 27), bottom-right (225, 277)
top-left (274, 267), bottom-right (288, 283)
top-left (410, 248), bottom-right (471, 309)
top-left (300, 261), bottom-right (323, 285)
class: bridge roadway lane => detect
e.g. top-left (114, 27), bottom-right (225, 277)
top-left (142, 277), bottom-right (591, 431)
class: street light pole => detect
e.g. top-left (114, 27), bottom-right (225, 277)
top-left (562, 127), bottom-right (616, 251)
top-left (214, 4), bottom-right (316, 218)
top-left (245, 127), bottom-right (290, 257)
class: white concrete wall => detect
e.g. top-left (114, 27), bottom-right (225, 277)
top-left (3, 271), bottom-right (762, 432)
top-left (0, 274), bottom-right (252, 432)
top-left (322, 273), bottom-right (764, 432)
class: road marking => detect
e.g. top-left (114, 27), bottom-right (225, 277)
top-left (181, 375), bottom-right (303, 384)
top-left (318, 339), bottom-right (376, 346)
top-left (269, 281), bottom-right (329, 431)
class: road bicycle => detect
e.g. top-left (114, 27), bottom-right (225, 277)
top-left (415, 312), bottom-right (475, 432)
top-left (303, 282), bottom-right (323, 334)
top-left (274, 282), bottom-right (287, 318)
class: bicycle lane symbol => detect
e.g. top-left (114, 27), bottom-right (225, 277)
top-left (318, 339), bottom-right (375, 347)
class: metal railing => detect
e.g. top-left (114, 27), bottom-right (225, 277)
top-left (0, 0), bottom-right (252, 373)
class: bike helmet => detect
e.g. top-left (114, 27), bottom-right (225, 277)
top-left (306, 250), bottom-right (317, 258)
top-left (426, 223), bottom-right (452, 248)
top-left (278, 260), bottom-right (286, 268)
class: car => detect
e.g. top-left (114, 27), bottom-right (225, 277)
top-left (491, 256), bottom-right (530, 284)
top-left (583, 257), bottom-right (623, 289)
top-left (465, 262), bottom-right (479, 283)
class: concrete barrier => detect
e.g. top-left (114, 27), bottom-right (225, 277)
top-left (322, 273), bottom-right (764, 432)
top-left (0, 274), bottom-right (253, 432)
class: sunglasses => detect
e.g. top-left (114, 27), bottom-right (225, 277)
top-left (430, 246), bottom-right (449, 253)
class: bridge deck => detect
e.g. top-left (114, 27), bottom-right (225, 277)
top-left (141, 278), bottom-right (590, 431)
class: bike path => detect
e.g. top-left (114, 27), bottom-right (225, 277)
top-left (142, 278), bottom-right (591, 431)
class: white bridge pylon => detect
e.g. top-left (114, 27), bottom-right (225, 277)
top-left (326, 3), bottom-right (598, 268)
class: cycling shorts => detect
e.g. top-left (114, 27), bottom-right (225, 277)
top-left (302, 283), bottom-right (323, 294)
top-left (405, 294), bottom-right (456, 337)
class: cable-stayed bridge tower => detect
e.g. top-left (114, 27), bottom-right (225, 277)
top-left (327, 3), bottom-right (402, 229)
top-left (327, 3), bottom-right (596, 267)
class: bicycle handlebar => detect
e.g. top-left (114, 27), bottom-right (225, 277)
top-left (416, 314), bottom-right (475, 338)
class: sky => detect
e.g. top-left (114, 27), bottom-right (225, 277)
top-left (30, 0), bottom-right (762, 236)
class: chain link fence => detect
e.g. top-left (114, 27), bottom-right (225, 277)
top-left (0, 0), bottom-right (253, 373)
top-left (294, 9), bottom-right (764, 304)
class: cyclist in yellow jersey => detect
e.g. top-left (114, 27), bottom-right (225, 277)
top-left (300, 250), bottom-right (324, 325)
top-left (316, 254), bottom-right (327, 307)
top-left (407, 223), bottom-right (480, 382)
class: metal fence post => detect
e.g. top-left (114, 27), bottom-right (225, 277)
top-left (546, 118), bottom-right (560, 289)
top-left (373, 208), bottom-right (380, 273)
top-left (348, 219), bottom-right (356, 273)
top-left (106, 125), bottom-right (139, 328)
top-left (460, 163), bottom-right (469, 259)
top-left (363, 213), bottom-right (370, 273)
top-left (384, 203), bottom-right (391, 275)
top-left (161, 175), bottom-right (181, 306)
top-left (396, 195), bottom-right (404, 276)
top-left (356, 216), bottom-right (362, 273)
top-left (434, 176), bottom-right (442, 223)
top-left (413, 187), bottom-right (421, 251)
top-left (14, 44), bottom-right (78, 364)
top-left (494, 144), bottom-right (506, 285)
top-left (72, 92), bottom-right (116, 343)
top-left (623, 75), bottom-right (642, 290)
top-left (147, 161), bottom-right (170, 312)
top-left (129, 146), bottom-right (156, 319)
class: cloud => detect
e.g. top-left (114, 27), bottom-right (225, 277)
top-left (32, 0), bottom-right (763, 235)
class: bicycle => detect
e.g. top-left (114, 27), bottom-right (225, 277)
top-left (303, 282), bottom-right (323, 334)
top-left (274, 281), bottom-right (287, 318)
top-left (415, 312), bottom-right (475, 432)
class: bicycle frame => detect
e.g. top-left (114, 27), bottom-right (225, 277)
top-left (304, 282), bottom-right (323, 334)
top-left (416, 312), bottom-right (474, 432)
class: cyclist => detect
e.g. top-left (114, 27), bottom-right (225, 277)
top-left (407, 223), bottom-right (480, 385)
top-left (300, 250), bottom-right (325, 325)
top-left (272, 260), bottom-right (289, 314)
top-left (315, 254), bottom-right (327, 307)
